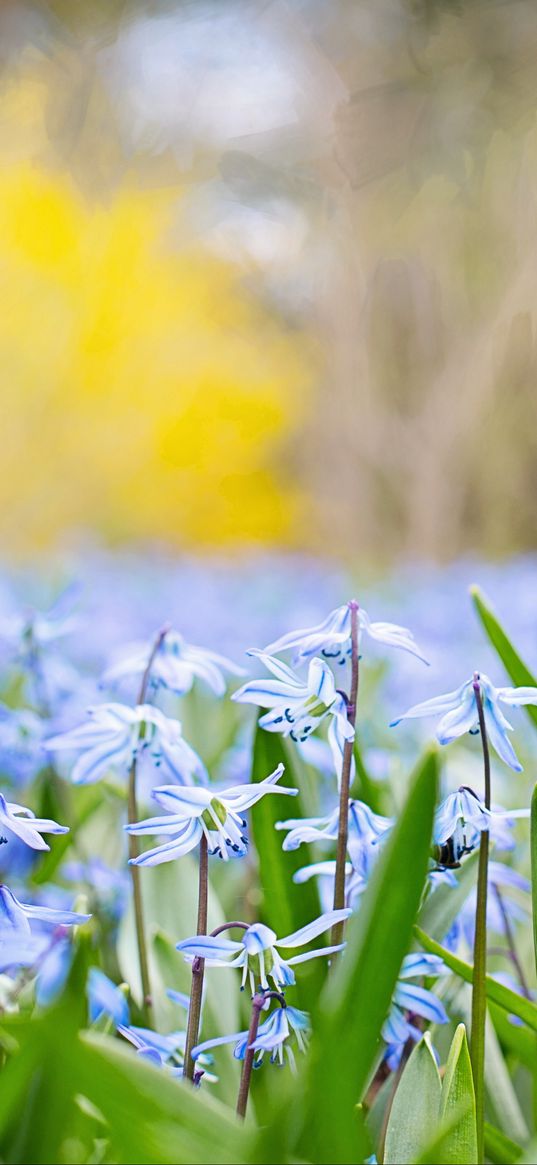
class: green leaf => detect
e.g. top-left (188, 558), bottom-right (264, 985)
top-left (484, 1122), bottom-right (524, 1164)
top-left (77, 1032), bottom-right (244, 1164)
top-left (484, 1015), bottom-right (529, 1145)
top-left (531, 784), bottom-right (537, 980)
top-left (439, 1024), bottom-right (477, 1164)
top-left (384, 1034), bottom-right (441, 1164)
top-left (296, 748), bottom-right (438, 1164)
top-left (250, 725), bottom-right (321, 942)
top-left (415, 927), bottom-right (537, 1031)
top-left (470, 586), bottom-right (537, 729)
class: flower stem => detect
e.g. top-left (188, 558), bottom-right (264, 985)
top-left (471, 677), bottom-right (491, 1165)
top-left (183, 833), bottom-right (209, 1082)
top-left (127, 625), bottom-right (169, 1026)
top-left (331, 599), bottom-right (359, 949)
top-left (493, 884), bottom-right (531, 998)
top-left (236, 990), bottom-right (285, 1119)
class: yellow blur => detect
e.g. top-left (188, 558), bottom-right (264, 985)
top-left (0, 160), bottom-right (309, 554)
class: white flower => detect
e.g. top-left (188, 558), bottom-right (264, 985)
top-left (102, 630), bottom-right (245, 697)
top-left (232, 651), bottom-right (354, 779)
top-left (126, 763), bottom-right (297, 865)
top-left (176, 909), bottom-right (350, 992)
top-left (391, 672), bottom-right (537, 771)
top-left (46, 702), bottom-right (206, 785)
top-left (263, 603), bottom-right (428, 666)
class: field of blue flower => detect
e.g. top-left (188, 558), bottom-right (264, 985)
top-left (0, 551), bottom-right (536, 1164)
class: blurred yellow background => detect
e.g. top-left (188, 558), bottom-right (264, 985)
top-left (2, 0), bottom-right (537, 562)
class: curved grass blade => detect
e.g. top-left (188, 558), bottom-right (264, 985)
top-left (415, 927), bottom-right (537, 1031)
top-left (470, 587), bottom-right (537, 730)
top-left (296, 749), bottom-right (438, 1164)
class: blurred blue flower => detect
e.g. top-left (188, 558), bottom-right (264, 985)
top-left (293, 859), bottom-right (367, 913)
top-left (391, 672), bottom-right (537, 770)
top-left (445, 861), bottom-right (530, 953)
top-left (87, 968), bottom-right (129, 1026)
top-left (126, 763), bottom-right (297, 866)
top-left (118, 1021), bottom-right (217, 1081)
top-left (102, 630), bottom-right (244, 697)
top-left (177, 910), bottom-right (350, 992)
top-left (0, 704), bottom-right (47, 786)
top-left (382, 953), bottom-right (449, 1070)
top-left (46, 702), bottom-right (206, 786)
top-left (263, 604), bottom-right (428, 667)
top-left (0, 884), bottom-right (90, 932)
top-left (62, 857), bottom-right (129, 922)
top-left (0, 794), bottom-right (68, 852)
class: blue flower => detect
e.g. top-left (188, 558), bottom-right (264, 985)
top-left (0, 884), bottom-right (90, 931)
top-left (276, 799), bottom-right (392, 878)
top-left (87, 968), bottom-right (130, 1027)
top-left (433, 786), bottom-right (529, 867)
top-left (232, 651), bottom-right (354, 778)
top-left (382, 953), bottom-right (449, 1070)
top-left (390, 672), bottom-right (537, 770)
top-left (263, 604), bottom-right (428, 666)
top-left (0, 794), bottom-right (68, 852)
top-left (293, 860), bottom-right (368, 913)
top-left (0, 704), bottom-right (47, 786)
top-left (446, 861), bottom-right (531, 953)
top-left (126, 763), bottom-right (297, 866)
top-left (46, 702), bottom-right (206, 786)
top-left (118, 1020), bottom-right (217, 1081)
top-left (102, 630), bottom-right (245, 697)
top-left (177, 909), bottom-right (350, 992)
top-left (192, 1003), bottom-right (310, 1070)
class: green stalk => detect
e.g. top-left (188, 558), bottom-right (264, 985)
top-left (127, 626), bottom-right (169, 1026)
top-left (331, 600), bottom-right (359, 948)
top-left (470, 676), bottom-right (491, 1165)
top-left (183, 833), bottom-right (209, 1082)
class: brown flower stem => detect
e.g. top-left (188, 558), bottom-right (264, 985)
top-left (127, 625), bottom-right (169, 1025)
top-left (183, 833), bottom-right (209, 1082)
top-left (331, 599), bottom-right (359, 949)
top-left (470, 676), bottom-right (491, 1165)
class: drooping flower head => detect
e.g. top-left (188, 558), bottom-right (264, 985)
top-left (276, 798), bottom-right (392, 882)
top-left (391, 672), bottom-right (537, 771)
top-left (46, 702), bottom-right (206, 786)
top-left (0, 794), bottom-right (68, 852)
top-left (126, 764), bottom-right (297, 866)
top-left (102, 631), bottom-right (245, 697)
top-left (432, 786), bottom-right (529, 869)
top-left (177, 909), bottom-right (350, 992)
top-left (232, 651), bottom-right (354, 779)
top-left (263, 603), bottom-right (428, 667)
top-left (192, 1001), bottom-right (310, 1072)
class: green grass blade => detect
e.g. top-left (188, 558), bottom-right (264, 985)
top-left (470, 586), bottom-right (537, 729)
top-left (439, 1024), bottom-right (477, 1164)
top-left (415, 927), bottom-right (537, 1030)
top-left (531, 784), bottom-right (537, 979)
top-left (384, 1034), bottom-right (441, 1164)
top-left (296, 749), bottom-right (438, 1164)
top-left (484, 1122), bottom-right (524, 1164)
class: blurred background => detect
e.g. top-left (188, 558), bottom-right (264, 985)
top-left (2, 0), bottom-right (537, 566)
